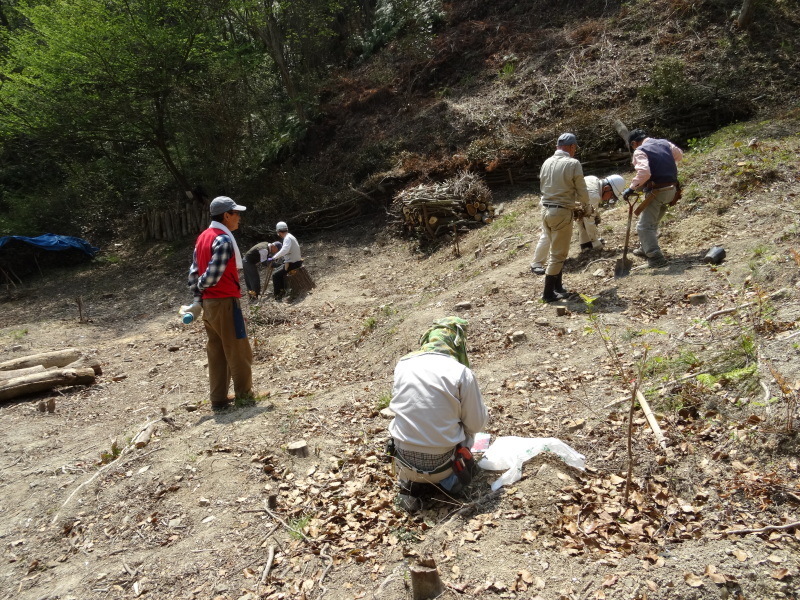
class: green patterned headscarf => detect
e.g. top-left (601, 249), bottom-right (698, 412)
top-left (404, 316), bottom-right (470, 367)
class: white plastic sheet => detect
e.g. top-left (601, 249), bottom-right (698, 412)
top-left (477, 436), bottom-right (586, 491)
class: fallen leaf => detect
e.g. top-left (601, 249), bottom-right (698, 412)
top-left (684, 572), bottom-right (703, 587)
top-left (602, 574), bottom-right (618, 587)
top-left (705, 565), bottom-right (726, 584)
top-left (771, 568), bottom-right (790, 580)
top-left (646, 580), bottom-right (657, 591)
top-left (519, 569), bottom-right (533, 584)
top-left (732, 549), bottom-right (748, 562)
top-left (522, 530), bottom-right (538, 542)
top-left (767, 554), bottom-right (785, 564)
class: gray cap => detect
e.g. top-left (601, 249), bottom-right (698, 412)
top-left (210, 196), bottom-right (246, 216)
top-left (557, 132), bottom-right (577, 146)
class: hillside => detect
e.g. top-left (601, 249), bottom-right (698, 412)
top-left (269, 0), bottom-right (800, 220)
top-left (1, 111), bottom-right (799, 599)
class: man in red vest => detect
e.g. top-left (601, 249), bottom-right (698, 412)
top-left (188, 196), bottom-right (254, 410)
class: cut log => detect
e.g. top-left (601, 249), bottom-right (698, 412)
top-left (0, 368), bottom-right (96, 403)
top-left (0, 348), bottom-right (82, 372)
top-left (287, 440), bottom-right (309, 457)
top-left (0, 365), bottom-right (47, 380)
top-left (66, 356), bottom-right (103, 376)
top-left (410, 558), bottom-right (444, 600)
top-left (132, 422), bottom-right (158, 448)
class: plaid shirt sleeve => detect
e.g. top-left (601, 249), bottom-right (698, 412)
top-left (188, 234), bottom-right (233, 302)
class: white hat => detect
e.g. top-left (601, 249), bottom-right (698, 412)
top-left (603, 174), bottom-right (625, 199)
top-left (276, 221), bottom-right (288, 232)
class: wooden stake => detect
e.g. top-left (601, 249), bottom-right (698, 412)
top-left (636, 390), bottom-right (667, 449)
top-left (259, 545), bottom-right (276, 584)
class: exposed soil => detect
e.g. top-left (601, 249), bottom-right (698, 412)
top-left (1, 114), bottom-right (800, 600)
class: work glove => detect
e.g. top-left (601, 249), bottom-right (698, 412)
top-left (266, 257), bottom-right (274, 263)
top-left (622, 188), bottom-right (635, 200)
top-left (594, 214), bottom-right (601, 225)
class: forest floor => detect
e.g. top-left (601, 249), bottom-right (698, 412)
top-left (1, 114), bottom-right (800, 600)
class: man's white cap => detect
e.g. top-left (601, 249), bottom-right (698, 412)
top-left (276, 221), bottom-right (289, 232)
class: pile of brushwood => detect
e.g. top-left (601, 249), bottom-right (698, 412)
top-left (396, 172), bottom-right (495, 239)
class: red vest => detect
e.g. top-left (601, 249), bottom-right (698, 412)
top-left (195, 227), bottom-right (241, 299)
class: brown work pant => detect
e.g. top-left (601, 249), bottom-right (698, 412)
top-left (202, 297), bottom-right (253, 404)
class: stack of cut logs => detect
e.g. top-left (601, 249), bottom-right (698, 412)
top-left (0, 348), bottom-right (100, 403)
top-left (396, 171), bottom-right (495, 239)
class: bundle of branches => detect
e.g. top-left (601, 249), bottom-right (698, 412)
top-left (396, 171), bottom-right (495, 239)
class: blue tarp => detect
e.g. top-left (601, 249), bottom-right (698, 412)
top-left (0, 234), bottom-right (99, 257)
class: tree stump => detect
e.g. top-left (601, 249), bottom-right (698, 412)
top-left (410, 557), bottom-right (444, 600)
top-left (287, 266), bottom-right (316, 296)
top-left (287, 440), bottom-right (309, 457)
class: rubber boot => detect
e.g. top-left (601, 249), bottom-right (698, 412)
top-left (554, 271), bottom-right (569, 295)
top-left (542, 275), bottom-right (565, 303)
top-left (579, 242), bottom-right (593, 251)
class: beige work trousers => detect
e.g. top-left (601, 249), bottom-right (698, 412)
top-left (532, 211), bottom-right (598, 269)
top-left (541, 206), bottom-right (574, 275)
top-left (202, 297), bottom-right (253, 404)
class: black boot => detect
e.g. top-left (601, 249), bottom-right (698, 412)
top-left (542, 274), bottom-right (565, 303)
top-left (554, 271), bottom-right (568, 295)
top-left (579, 242), bottom-right (593, 251)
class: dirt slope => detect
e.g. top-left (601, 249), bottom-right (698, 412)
top-left (1, 116), bottom-right (800, 600)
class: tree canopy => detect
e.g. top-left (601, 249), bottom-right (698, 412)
top-left (0, 0), bottom-right (438, 236)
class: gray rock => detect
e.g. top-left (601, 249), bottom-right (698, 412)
top-left (379, 407), bottom-right (396, 419)
top-left (510, 331), bottom-right (527, 343)
top-left (454, 301), bottom-right (472, 311)
top-left (535, 317), bottom-right (549, 326)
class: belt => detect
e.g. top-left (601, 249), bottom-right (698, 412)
top-left (648, 181), bottom-right (676, 189)
top-left (393, 450), bottom-right (454, 476)
top-left (542, 203), bottom-right (568, 209)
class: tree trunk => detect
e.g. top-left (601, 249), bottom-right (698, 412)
top-left (0, 368), bottom-right (96, 403)
top-left (737, 0), bottom-right (756, 28)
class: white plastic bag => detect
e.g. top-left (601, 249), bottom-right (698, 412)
top-left (477, 436), bottom-right (586, 491)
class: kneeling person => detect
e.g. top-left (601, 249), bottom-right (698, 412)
top-left (388, 317), bottom-right (489, 510)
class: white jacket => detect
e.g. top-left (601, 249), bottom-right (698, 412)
top-left (389, 353), bottom-right (488, 454)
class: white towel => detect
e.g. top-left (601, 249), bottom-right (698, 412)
top-left (210, 220), bottom-right (243, 269)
